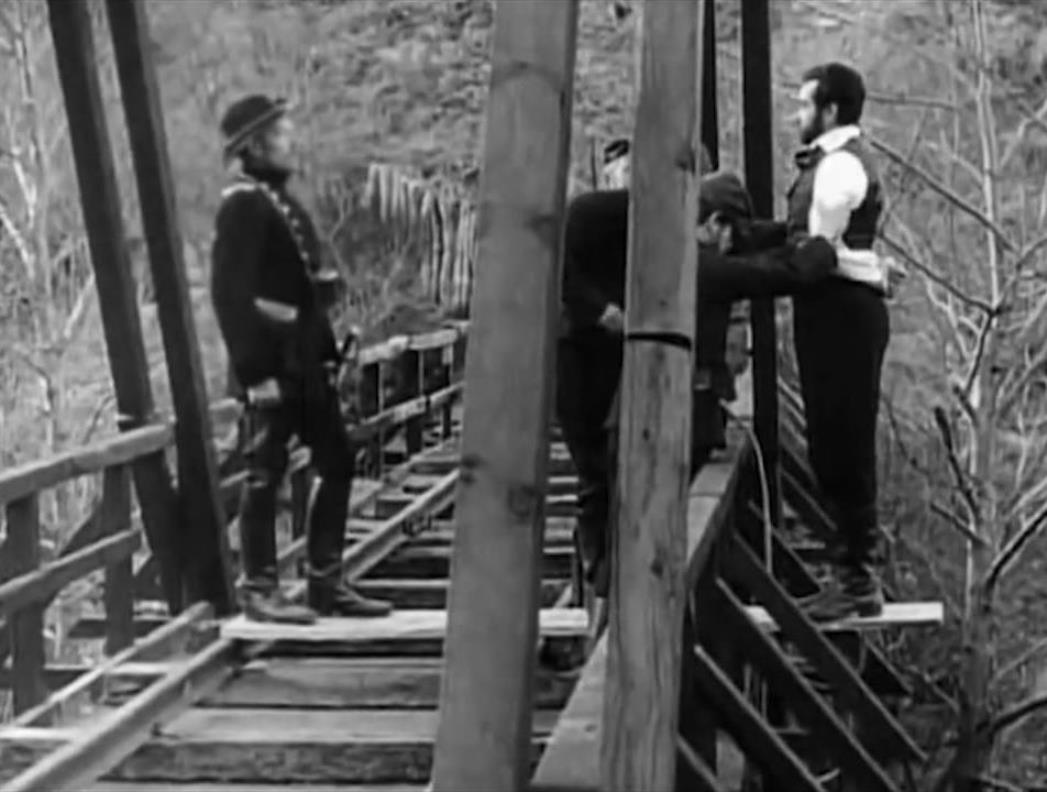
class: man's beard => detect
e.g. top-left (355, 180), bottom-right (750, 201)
top-left (800, 114), bottom-right (825, 146)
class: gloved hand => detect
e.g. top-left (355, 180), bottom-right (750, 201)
top-left (790, 235), bottom-right (838, 283)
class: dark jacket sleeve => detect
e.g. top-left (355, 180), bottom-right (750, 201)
top-left (210, 192), bottom-right (281, 387)
top-left (562, 193), bottom-right (619, 328)
top-left (697, 237), bottom-right (838, 303)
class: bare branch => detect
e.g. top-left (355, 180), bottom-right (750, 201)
top-left (933, 405), bottom-right (982, 525)
top-left (880, 233), bottom-right (993, 314)
top-left (991, 635), bottom-right (1047, 691)
top-left (984, 499), bottom-right (1047, 593)
top-left (979, 691), bottom-right (1047, 741)
top-left (869, 135), bottom-right (1015, 255)
top-left (931, 501), bottom-right (984, 545)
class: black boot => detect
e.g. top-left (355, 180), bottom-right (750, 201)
top-left (307, 569), bottom-right (393, 618)
top-left (802, 562), bottom-right (884, 622)
top-left (239, 466), bottom-right (317, 624)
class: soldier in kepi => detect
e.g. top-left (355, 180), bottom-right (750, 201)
top-left (210, 94), bottom-right (393, 623)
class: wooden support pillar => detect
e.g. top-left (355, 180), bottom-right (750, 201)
top-left (701, 0), bottom-right (719, 169)
top-left (741, 0), bottom-right (781, 530)
top-left (430, 2), bottom-right (578, 789)
top-left (601, 2), bottom-right (703, 791)
top-left (46, 0), bottom-right (184, 613)
top-left (104, 0), bottom-right (234, 614)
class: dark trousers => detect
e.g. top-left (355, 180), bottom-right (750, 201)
top-left (237, 381), bottom-right (355, 593)
top-left (793, 279), bottom-right (889, 569)
top-left (556, 332), bottom-right (718, 597)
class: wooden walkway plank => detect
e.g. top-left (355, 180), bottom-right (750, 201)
top-left (712, 581), bottom-right (898, 792)
top-left (725, 535), bottom-right (926, 764)
top-left (690, 645), bottom-right (823, 791)
top-left (219, 608), bottom-right (588, 643)
top-left (745, 602), bottom-right (944, 632)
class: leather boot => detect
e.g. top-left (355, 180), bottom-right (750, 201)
top-left (242, 586), bottom-right (318, 624)
top-left (307, 567), bottom-right (393, 618)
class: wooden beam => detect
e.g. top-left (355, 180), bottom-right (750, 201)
top-left (602, 2), bottom-right (702, 790)
top-left (45, 0), bottom-right (184, 613)
top-left (6, 495), bottom-right (47, 715)
top-left (701, 0), bottom-right (719, 168)
top-left (429, 2), bottom-right (578, 790)
top-left (104, 0), bottom-right (234, 613)
top-left (711, 580), bottom-right (897, 792)
top-left (740, 0), bottom-right (781, 530)
top-left (745, 601), bottom-right (944, 632)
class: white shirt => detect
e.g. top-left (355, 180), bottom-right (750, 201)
top-left (806, 125), bottom-right (888, 291)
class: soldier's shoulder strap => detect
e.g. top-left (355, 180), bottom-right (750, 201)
top-left (219, 175), bottom-right (263, 203)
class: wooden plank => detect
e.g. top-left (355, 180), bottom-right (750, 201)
top-left (712, 581), bottom-right (897, 792)
top-left (740, 0), bottom-right (781, 528)
top-left (602, 3), bottom-right (702, 791)
top-left (745, 601), bottom-right (943, 632)
top-left (691, 645), bottom-right (823, 791)
top-left (6, 495), bottom-right (47, 715)
top-left (45, 0), bottom-right (184, 613)
top-left (105, 0), bottom-right (234, 613)
top-left (11, 602), bottom-right (213, 728)
top-left (0, 427), bottom-right (172, 506)
top-left (0, 710), bottom-right (558, 785)
top-left (429, 3), bottom-right (578, 788)
top-left (219, 608), bottom-right (588, 643)
top-left (372, 543), bottom-right (574, 580)
top-left (0, 637), bottom-right (239, 792)
top-left (90, 784), bottom-right (427, 792)
top-left (197, 657), bottom-right (575, 710)
top-left (353, 578), bottom-right (567, 609)
top-left (725, 535), bottom-right (926, 763)
top-left (0, 529), bottom-right (140, 620)
top-left (531, 635), bottom-right (607, 790)
top-left (102, 467), bottom-right (136, 654)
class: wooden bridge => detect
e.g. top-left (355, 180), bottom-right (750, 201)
top-left (0, 1), bottom-right (943, 791)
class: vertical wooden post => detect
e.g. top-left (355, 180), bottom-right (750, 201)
top-left (741, 0), bottom-right (781, 529)
top-left (46, 0), bottom-right (184, 614)
top-left (401, 348), bottom-right (424, 455)
top-left (701, 0), bottom-right (719, 169)
top-left (102, 465), bottom-right (135, 654)
top-left (104, 0), bottom-right (234, 614)
top-left (7, 494), bottom-right (46, 715)
top-left (601, 2), bottom-right (703, 791)
top-left (430, 2), bottom-right (578, 789)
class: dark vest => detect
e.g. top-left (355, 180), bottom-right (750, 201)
top-left (786, 136), bottom-right (882, 250)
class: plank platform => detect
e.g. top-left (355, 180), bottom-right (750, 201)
top-left (746, 601), bottom-right (944, 632)
top-left (220, 607), bottom-right (588, 643)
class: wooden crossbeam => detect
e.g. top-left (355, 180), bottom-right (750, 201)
top-left (725, 535), bottom-right (926, 764)
top-left (220, 608), bottom-right (588, 644)
top-left (690, 644), bottom-right (823, 791)
top-left (745, 601), bottom-right (944, 632)
top-left (712, 580), bottom-right (898, 792)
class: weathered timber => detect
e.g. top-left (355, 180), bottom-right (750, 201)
top-left (196, 657), bottom-right (576, 710)
top-left (46, 0), bottom-right (184, 612)
top-left (11, 602), bottom-right (213, 729)
top-left (0, 529), bottom-right (140, 620)
top-left (745, 601), bottom-right (944, 632)
top-left (711, 581), bottom-right (898, 792)
top-left (0, 426), bottom-right (171, 506)
top-left (430, 2), bottom-right (578, 789)
top-left (6, 495), bottom-right (47, 715)
top-left (102, 466), bottom-right (136, 654)
top-left (603, 2), bottom-right (702, 790)
top-left (690, 645), bottom-right (823, 791)
top-left (372, 543), bottom-right (575, 580)
top-left (0, 637), bottom-right (239, 792)
top-left (1, 709), bottom-right (559, 785)
top-left (724, 534), bottom-right (926, 763)
top-left (353, 578), bottom-right (567, 609)
top-left (105, 0), bottom-right (234, 613)
top-left (741, 0), bottom-right (781, 529)
top-left (220, 608), bottom-right (587, 644)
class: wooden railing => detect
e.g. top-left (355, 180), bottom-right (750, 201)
top-left (534, 373), bottom-right (938, 790)
top-left (0, 323), bottom-right (468, 717)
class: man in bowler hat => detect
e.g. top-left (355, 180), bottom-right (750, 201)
top-left (210, 94), bottom-right (393, 623)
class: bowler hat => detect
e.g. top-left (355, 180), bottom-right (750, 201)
top-left (219, 94), bottom-right (288, 161)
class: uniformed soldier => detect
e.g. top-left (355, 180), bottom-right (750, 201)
top-left (210, 94), bottom-right (393, 623)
